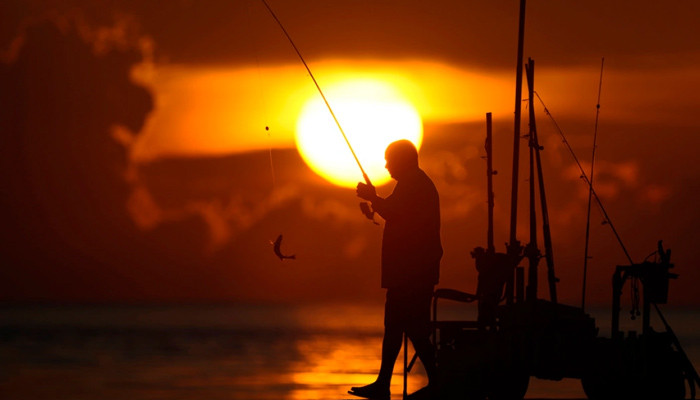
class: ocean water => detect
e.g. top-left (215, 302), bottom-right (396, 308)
top-left (0, 303), bottom-right (697, 400)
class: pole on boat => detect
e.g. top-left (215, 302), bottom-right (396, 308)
top-left (526, 59), bottom-right (558, 304)
top-left (581, 57), bottom-right (605, 310)
top-left (506, 0), bottom-right (527, 304)
top-left (486, 113), bottom-right (495, 254)
top-left (525, 59), bottom-right (540, 302)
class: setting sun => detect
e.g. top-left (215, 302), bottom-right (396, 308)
top-left (295, 79), bottom-right (423, 188)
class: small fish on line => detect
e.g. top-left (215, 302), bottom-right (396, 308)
top-left (271, 234), bottom-right (296, 261)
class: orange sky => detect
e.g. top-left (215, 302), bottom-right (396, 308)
top-left (1, 0), bottom-right (699, 306)
top-left (129, 60), bottom-right (700, 162)
top-left (128, 60), bottom-right (512, 161)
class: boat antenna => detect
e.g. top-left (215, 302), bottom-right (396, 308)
top-left (260, 0), bottom-right (371, 186)
top-left (581, 57), bottom-right (605, 310)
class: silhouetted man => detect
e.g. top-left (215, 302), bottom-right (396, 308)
top-left (350, 140), bottom-right (442, 400)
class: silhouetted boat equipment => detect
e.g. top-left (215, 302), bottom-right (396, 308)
top-left (401, 0), bottom-right (700, 398)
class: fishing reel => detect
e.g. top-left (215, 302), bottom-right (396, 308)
top-left (359, 202), bottom-right (379, 225)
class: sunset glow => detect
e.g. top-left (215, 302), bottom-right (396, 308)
top-left (5, 0), bottom-right (699, 308)
top-left (128, 60), bottom-right (521, 162)
top-left (295, 79), bottom-right (423, 187)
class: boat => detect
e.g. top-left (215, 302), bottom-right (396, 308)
top-left (409, 1), bottom-right (700, 399)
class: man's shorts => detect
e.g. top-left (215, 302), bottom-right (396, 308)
top-left (384, 286), bottom-right (434, 336)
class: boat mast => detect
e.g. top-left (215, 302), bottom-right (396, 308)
top-left (486, 112), bottom-right (495, 254)
top-left (581, 57), bottom-right (605, 310)
top-left (506, 0), bottom-right (527, 304)
top-left (525, 58), bottom-right (540, 302)
top-left (526, 59), bottom-right (558, 303)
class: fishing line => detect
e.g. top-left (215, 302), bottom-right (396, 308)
top-left (533, 91), bottom-right (633, 265)
top-left (259, 0), bottom-right (372, 185)
top-left (248, 0), bottom-right (294, 260)
top-left (246, 0), bottom-right (277, 190)
top-left (581, 57), bottom-right (605, 310)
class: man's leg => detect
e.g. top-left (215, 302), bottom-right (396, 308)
top-left (377, 325), bottom-right (403, 385)
top-left (349, 290), bottom-right (402, 399)
top-left (406, 287), bottom-right (437, 399)
top-left (378, 288), bottom-right (404, 386)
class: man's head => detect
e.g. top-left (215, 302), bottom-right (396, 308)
top-left (385, 140), bottom-right (419, 180)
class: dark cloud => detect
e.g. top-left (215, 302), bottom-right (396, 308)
top-left (0, 21), bottom-right (212, 302)
top-left (4, 1), bottom-right (699, 70)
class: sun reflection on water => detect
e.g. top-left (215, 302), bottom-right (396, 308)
top-left (289, 333), bottom-right (428, 400)
top-left (0, 303), bottom-right (631, 398)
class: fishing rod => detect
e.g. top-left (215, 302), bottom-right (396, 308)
top-left (536, 89), bottom-right (700, 393)
top-left (533, 91), bottom-right (633, 265)
top-left (260, 0), bottom-right (371, 186)
top-left (581, 57), bottom-right (605, 310)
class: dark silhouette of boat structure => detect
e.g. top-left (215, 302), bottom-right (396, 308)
top-left (401, 1), bottom-right (700, 399)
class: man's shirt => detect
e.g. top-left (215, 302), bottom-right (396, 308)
top-left (372, 168), bottom-right (442, 289)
